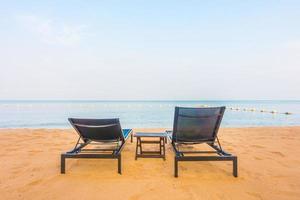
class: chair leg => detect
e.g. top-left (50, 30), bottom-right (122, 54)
top-left (174, 157), bottom-right (178, 177)
top-left (118, 154), bottom-right (122, 174)
top-left (233, 156), bottom-right (238, 177)
top-left (61, 154), bottom-right (66, 174)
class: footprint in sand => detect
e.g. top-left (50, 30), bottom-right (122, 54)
top-left (254, 156), bottom-right (263, 160)
top-left (29, 150), bottom-right (43, 153)
top-left (50, 148), bottom-right (61, 151)
top-left (270, 151), bottom-right (285, 157)
top-left (28, 150), bottom-right (43, 156)
top-left (11, 169), bottom-right (22, 175)
top-left (27, 179), bottom-right (42, 186)
top-left (246, 192), bottom-right (263, 200)
top-left (250, 144), bottom-right (265, 149)
top-left (129, 187), bottom-right (155, 200)
top-left (30, 167), bottom-right (42, 172)
top-left (7, 148), bottom-right (18, 151)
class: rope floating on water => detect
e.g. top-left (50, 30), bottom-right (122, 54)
top-left (230, 107), bottom-right (292, 115)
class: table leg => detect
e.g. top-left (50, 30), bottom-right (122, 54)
top-left (163, 137), bottom-right (166, 160)
top-left (139, 138), bottom-right (143, 154)
top-left (135, 137), bottom-right (139, 160)
top-left (159, 137), bottom-right (162, 155)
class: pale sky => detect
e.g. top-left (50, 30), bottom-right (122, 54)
top-left (0, 0), bottom-right (300, 100)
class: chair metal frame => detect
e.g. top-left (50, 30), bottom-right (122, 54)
top-left (169, 107), bottom-right (238, 177)
top-left (61, 118), bottom-right (132, 174)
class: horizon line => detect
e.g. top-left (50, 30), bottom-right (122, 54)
top-left (1, 99), bottom-right (300, 102)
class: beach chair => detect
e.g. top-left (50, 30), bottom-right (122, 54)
top-left (61, 118), bottom-right (132, 174)
top-left (168, 107), bottom-right (238, 177)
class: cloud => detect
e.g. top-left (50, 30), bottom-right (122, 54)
top-left (16, 14), bottom-right (87, 45)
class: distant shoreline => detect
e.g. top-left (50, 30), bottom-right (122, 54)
top-left (1, 99), bottom-right (300, 102)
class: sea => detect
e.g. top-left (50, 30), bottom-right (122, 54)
top-left (0, 100), bottom-right (300, 128)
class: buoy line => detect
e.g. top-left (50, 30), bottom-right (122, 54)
top-left (229, 107), bottom-right (292, 115)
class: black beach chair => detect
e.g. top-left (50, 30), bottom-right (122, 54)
top-left (168, 107), bottom-right (238, 177)
top-left (61, 118), bottom-right (132, 174)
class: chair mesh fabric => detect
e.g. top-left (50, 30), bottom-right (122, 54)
top-left (173, 107), bottom-right (225, 143)
top-left (69, 118), bottom-right (124, 142)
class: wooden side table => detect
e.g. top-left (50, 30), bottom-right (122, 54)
top-left (134, 132), bottom-right (167, 160)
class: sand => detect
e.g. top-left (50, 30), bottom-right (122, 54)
top-left (0, 127), bottom-right (300, 200)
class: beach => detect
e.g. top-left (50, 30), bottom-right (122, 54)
top-left (0, 127), bottom-right (300, 200)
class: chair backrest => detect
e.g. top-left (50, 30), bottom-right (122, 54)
top-left (172, 106), bottom-right (225, 143)
top-left (68, 118), bottom-right (124, 142)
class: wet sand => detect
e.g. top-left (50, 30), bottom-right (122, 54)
top-left (0, 127), bottom-right (300, 200)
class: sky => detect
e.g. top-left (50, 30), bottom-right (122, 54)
top-left (0, 0), bottom-right (300, 100)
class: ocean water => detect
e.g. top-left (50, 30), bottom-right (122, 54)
top-left (0, 100), bottom-right (300, 128)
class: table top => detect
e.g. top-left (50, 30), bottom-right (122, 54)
top-left (134, 132), bottom-right (167, 138)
